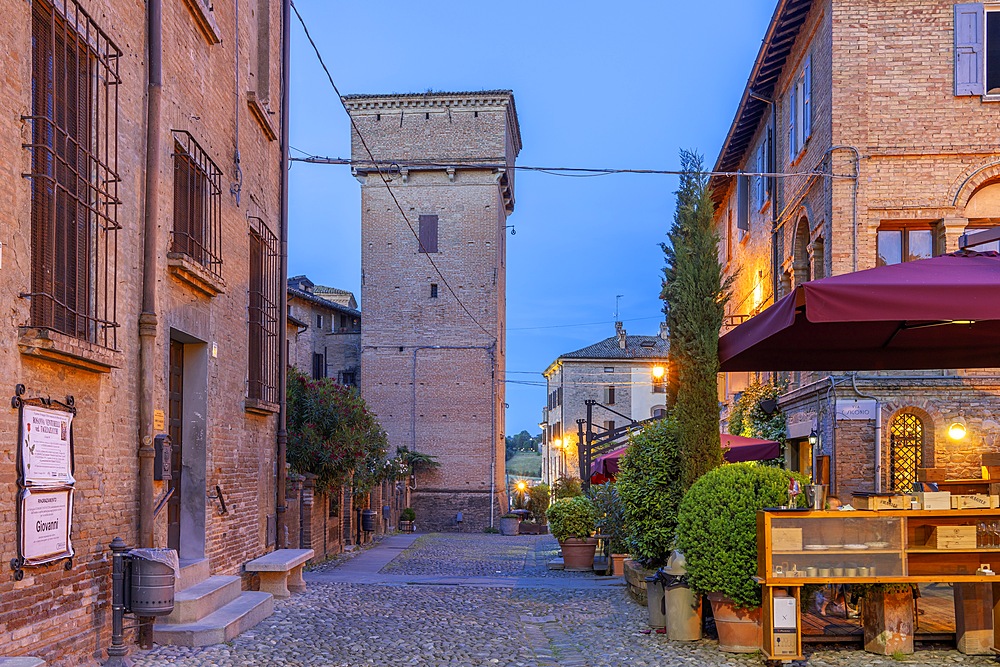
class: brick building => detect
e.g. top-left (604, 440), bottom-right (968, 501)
top-left (713, 0), bottom-right (1000, 498)
top-left (344, 91), bottom-right (521, 532)
top-left (287, 275), bottom-right (361, 385)
top-left (0, 0), bottom-right (284, 663)
top-left (541, 323), bottom-right (668, 485)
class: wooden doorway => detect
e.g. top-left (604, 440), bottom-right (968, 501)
top-left (168, 340), bottom-right (184, 551)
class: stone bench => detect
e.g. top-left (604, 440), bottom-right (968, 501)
top-left (245, 549), bottom-right (314, 598)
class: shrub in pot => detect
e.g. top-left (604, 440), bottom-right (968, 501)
top-left (553, 476), bottom-right (583, 499)
top-left (399, 507), bottom-right (416, 532)
top-left (676, 463), bottom-right (808, 653)
top-left (588, 482), bottom-right (628, 575)
top-left (546, 496), bottom-right (597, 571)
top-left (499, 513), bottom-right (520, 536)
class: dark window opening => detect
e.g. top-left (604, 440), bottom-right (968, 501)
top-left (604, 386), bottom-right (616, 405)
top-left (171, 130), bottom-right (222, 277)
top-left (342, 372), bottom-right (356, 387)
top-left (604, 420), bottom-right (616, 432)
top-left (988, 11), bottom-right (1000, 93)
top-left (316, 314), bottom-right (323, 329)
top-left (430, 283), bottom-right (438, 298)
top-left (312, 352), bottom-right (324, 380)
top-left (248, 217), bottom-right (280, 403)
top-left (28, 0), bottom-right (121, 348)
top-left (418, 214), bottom-right (438, 253)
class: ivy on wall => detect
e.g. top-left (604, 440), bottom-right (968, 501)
top-left (728, 378), bottom-right (786, 464)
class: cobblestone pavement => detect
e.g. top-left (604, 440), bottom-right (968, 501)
top-left (133, 533), bottom-right (997, 666)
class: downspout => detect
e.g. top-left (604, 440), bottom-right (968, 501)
top-left (276, 0), bottom-right (292, 549)
top-left (138, 0), bottom-right (162, 552)
top-left (823, 376), bottom-right (838, 493)
top-left (851, 372), bottom-right (882, 492)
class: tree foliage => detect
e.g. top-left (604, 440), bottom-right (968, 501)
top-left (728, 378), bottom-right (786, 465)
top-left (505, 430), bottom-right (541, 460)
top-left (616, 416), bottom-right (684, 566)
top-left (661, 149), bottom-right (733, 489)
top-left (286, 367), bottom-right (390, 494)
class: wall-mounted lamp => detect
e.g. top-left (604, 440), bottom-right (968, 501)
top-left (948, 418), bottom-right (968, 441)
top-left (808, 429), bottom-right (818, 446)
top-left (552, 438), bottom-right (562, 450)
top-left (652, 365), bottom-right (666, 380)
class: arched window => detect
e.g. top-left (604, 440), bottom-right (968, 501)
top-left (792, 218), bottom-right (811, 287)
top-left (889, 413), bottom-right (923, 492)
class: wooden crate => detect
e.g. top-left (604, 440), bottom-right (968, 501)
top-left (926, 525), bottom-right (977, 550)
top-left (913, 491), bottom-right (951, 510)
top-left (981, 453), bottom-right (1000, 467)
top-left (917, 468), bottom-right (948, 483)
top-left (771, 527), bottom-right (803, 551)
top-left (852, 494), bottom-right (909, 511)
top-left (951, 494), bottom-right (992, 510)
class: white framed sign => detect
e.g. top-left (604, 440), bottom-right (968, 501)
top-left (20, 404), bottom-right (74, 486)
top-left (836, 399), bottom-right (878, 421)
top-left (20, 487), bottom-right (74, 565)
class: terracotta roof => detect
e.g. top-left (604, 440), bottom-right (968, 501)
top-left (287, 286), bottom-right (360, 318)
top-left (342, 89), bottom-right (514, 100)
top-left (560, 335), bottom-right (668, 361)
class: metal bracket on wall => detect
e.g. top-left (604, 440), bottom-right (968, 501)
top-left (208, 485), bottom-right (228, 514)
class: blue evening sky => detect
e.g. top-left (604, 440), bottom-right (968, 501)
top-left (288, 1), bottom-right (776, 436)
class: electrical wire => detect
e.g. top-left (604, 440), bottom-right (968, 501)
top-left (508, 315), bottom-right (663, 331)
top-left (290, 1), bottom-right (495, 341)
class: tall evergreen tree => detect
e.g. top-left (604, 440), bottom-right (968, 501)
top-left (661, 150), bottom-right (733, 489)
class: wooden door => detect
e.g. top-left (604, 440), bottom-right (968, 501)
top-left (167, 340), bottom-right (184, 551)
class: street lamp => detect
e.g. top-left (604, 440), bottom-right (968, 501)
top-left (808, 430), bottom-right (818, 446)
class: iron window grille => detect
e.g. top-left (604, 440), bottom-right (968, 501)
top-left (24, 0), bottom-right (121, 349)
top-left (889, 413), bottom-right (923, 492)
top-left (171, 130), bottom-right (223, 279)
top-left (248, 216), bottom-right (280, 404)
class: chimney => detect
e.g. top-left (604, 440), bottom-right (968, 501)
top-left (659, 321), bottom-right (668, 341)
top-left (616, 321), bottom-right (626, 349)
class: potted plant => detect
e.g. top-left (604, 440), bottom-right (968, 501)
top-left (854, 584), bottom-right (915, 655)
top-left (399, 507), bottom-right (416, 532)
top-left (546, 495), bottom-right (598, 571)
top-left (499, 513), bottom-right (520, 536)
top-left (518, 483), bottom-right (550, 535)
top-left (588, 482), bottom-right (629, 575)
top-left (676, 463), bottom-right (808, 653)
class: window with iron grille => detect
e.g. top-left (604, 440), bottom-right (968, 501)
top-left (171, 131), bottom-right (222, 279)
top-left (248, 217), bottom-right (280, 404)
top-left (26, 0), bottom-right (121, 348)
top-left (889, 413), bottom-right (923, 492)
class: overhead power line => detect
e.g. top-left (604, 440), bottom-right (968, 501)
top-left (290, 1), bottom-right (495, 341)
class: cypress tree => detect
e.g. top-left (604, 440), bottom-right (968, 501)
top-left (661, 150), bottom-right (733, 489)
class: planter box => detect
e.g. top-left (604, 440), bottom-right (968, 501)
top-left (560, 537), bottom-right (598, 571)
top-left (499, 517), bottom-right (520, 536)
top-left (707, 592), bottom-right (762, 654)
top-left (517, 522), bottom-right (548, 535)
top-left (624, 559), bottom-right (656, 602)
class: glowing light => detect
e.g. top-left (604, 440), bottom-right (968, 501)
top-left (552, 438), bottom-right (562, 449)
top-left (515, 480), bottom-right (528, 492)
top-left (652, 365), bottom-right (666, 380)
top-left (948, 422), bottom-right (968, 440)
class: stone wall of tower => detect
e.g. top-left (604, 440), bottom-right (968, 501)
top-left (346, 92), bottom-right (519, 531)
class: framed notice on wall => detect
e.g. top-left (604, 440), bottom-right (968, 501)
top-left (19, 487), bottom-right (74, 565)
top-left (20, 403), bottom-right (74, 487)
top-left (11, 386), bottom-right (77, 578)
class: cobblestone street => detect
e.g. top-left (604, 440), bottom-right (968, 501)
top-left (133, 534), bottom-right (997, 667)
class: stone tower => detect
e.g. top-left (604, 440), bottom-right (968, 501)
top-left (344, 91), bottom-right (521, 531)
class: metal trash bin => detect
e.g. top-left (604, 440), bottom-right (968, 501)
top-left (644, 572), bottom-right (667, 630)
top-left (127, 548), bottom-right (178, 617)
top-left (664, 550), bottom-right (702, 641)
top-left (361, 508), bottom-right (377, 532)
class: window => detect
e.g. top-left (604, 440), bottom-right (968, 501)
top-left (316, 314), bottom-right (323, 329)
top-left (604, 385), bottom-right (616, 405)
top-left (652, 374), bottom-right (666, 394)
top-left (954, 3), bottom-right (1000, 96)
top-left (339, 314), bottom-right (348, 329)
top-left (604, 366), bottom-right (614, 373)
top-left (248, 217), bottom-right (280, 404)
top-left (312, 352), bottom-right (324, 380)
top-left (252, 0), bottom-right (271, 103)
top-left (172, 131), bottom-right (222, 278)
top-left (342, 372), bottom-right (356, 387)
top-left (418, 214), bottom-right (438, 253)
top-left (604, 420), bottom-right (616, 432)
top-left (889, 413), bottom-right (923, 492)
top-left (430, 283), bottom-right (438, 298)
top-left (28, 0), bottom-right (121, 348)
top-left (753, 127), bottom-right (771, 210)
top-left (557, 386), bottom-right (563, 406)
top-left (963, 226), bottom-right (1000, 252)
top-left (876, 226), bottom-right (933, 266)
top-left (788, 55), bottom-right (812, 158)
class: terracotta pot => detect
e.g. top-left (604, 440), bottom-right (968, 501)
top-left (861, 590), bottom-right (914, 655)
top-left (560, 537), bottom-right (598, 571)
top-left (610, 553), bottom-right (628, 576)
top-left (707, 592), bottom-right (762, 653)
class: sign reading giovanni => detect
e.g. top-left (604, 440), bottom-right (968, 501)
top-left (20, 487), bottom-right (74, 565)
top-left (20, 404), bottom-right (74, 487)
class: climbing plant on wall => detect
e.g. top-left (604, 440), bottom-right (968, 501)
top-left (728, 378), bottom-right (786, 464)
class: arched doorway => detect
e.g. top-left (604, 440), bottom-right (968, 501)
top-left (792, 217), bottom-right (811, 286)
top-left (889, 412), bottom-right (923, 492)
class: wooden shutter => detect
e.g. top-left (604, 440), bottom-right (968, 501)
top-left (788, 83), bottom-right (798, 156)
top-left (802, 56), bottom-right (812, 140)
top-left (955, 3), bottom-right (985, 95)
top-left (418, 214), bottom-right (438, 253)
top-left (736, 175), bottom-right (750, 231)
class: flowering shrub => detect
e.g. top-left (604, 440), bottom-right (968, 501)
top-left (286, 368), bottom-right (389, 493)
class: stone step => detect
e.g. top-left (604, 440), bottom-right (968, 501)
top-left (547, 557), bottom-right (564, 570)
top-left (176, 558), bottom-right (211, 592)
top-left (0, 659), bottom-right (46, 667)
top-left (152, 592), bottom-right (273, 647)
top-left (159, 575), bottom-right (242, 625)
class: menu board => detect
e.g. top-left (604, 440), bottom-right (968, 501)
top-left (20, 487), bottom-right (74, 565)
top-left (20, 404), bottom-right (74, 486)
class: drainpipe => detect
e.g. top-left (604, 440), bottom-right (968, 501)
top-left (851, 372), bottom-right (882, 492)
top-left (275, 0), bottom-right (292, 548)
top-left (828, 146), bottom-right (860, 273)
top-left (138, 0), bottom-right (162, 553)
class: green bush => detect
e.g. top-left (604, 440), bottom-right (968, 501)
top-left (553, 476), bottom-right (583, 499)
top-left (588, 482), bottom-right (628, 554)
top-left (527, 483), bottom-right (550, 522)
top-left (616, 417), bottom-right (683, 566)
top-left (545, 496), bottom-right (597, 542)
top-left (400, 507), bottom-right (416, 522)
top-left (676, 463), bottom-right (809, 609)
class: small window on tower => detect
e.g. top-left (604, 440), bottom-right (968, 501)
top-left (430, 283), bottom-right (438, 298)
top-left (316, 314), bottom-right (323, 329)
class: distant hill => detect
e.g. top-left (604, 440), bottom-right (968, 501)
top-left (506, 452), bottom-right (542, 479)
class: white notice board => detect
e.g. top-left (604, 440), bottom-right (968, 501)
top-left (20, 404), bottom-right (74, 486)
top-left (20, 487), bottom-right (74, 565)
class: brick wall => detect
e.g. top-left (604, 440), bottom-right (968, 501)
top-left (0, 0), bottom-right (282, 663)
top-left (347, 92), bottom-right (519, 531)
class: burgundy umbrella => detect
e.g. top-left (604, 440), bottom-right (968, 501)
top-left (591, 433), bottom-right (780, 478)
top-left (719, 251), bottom-right (1000, 372)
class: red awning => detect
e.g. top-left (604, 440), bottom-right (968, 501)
top-left (591, 433), bottom-right (780, 478)
top-left (718, 252), bottom-right (1000, 372)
